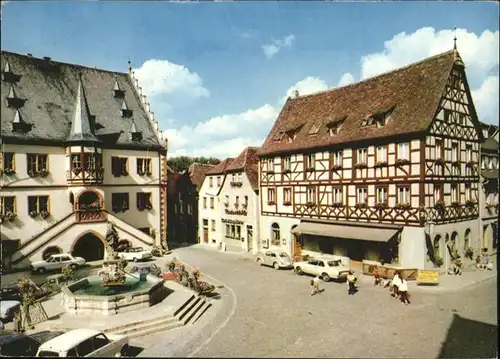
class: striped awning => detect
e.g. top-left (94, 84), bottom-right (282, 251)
top-left (291, 222), bottom-right (400, 243)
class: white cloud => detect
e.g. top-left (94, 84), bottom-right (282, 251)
top-left (337, 73), bottom-right (355, 87)
top-left (133, 59), bottom-right (209, 99)
top-left (282, 76), bottom-right (329, 103)
top-left (262, 34), bottom-right (295, 59)
top-left (472, 76), bottom-right (500, 125)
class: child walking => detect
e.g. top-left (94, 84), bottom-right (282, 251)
top-left (399, 278), bottom-right (411, 305)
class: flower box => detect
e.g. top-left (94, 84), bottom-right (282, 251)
top-left (395, 158), bottom-right (410, 167)
top-left (434, 158), bottom-right (444, 166)
top-left (451, 160), bottom-right (460, 166)
top-left (305, 202), bottom-right (316, 207)
top-left (29, 210), bottom-right (39, 218)
top-left (5, 211), bottom-right (16, 222)
top-left (394, 203), bottom-right (411, 210)
top-left (40, 211), bottom-right (50, 219)
top-left (224, 202), bottom-right (229, 208)
top-left (282, 169), bottom-right (291, 174)
top-left (28, 170), bottom-right (38, 178)
top-left (433, 256), bottom-right (444, 267)
top-left (465, 161), bottom-right (476, 168)
top-left (306, 167), bottom-right (315, 172)
top-left (72, 167), bottom-right (82, 176)
top-left (3, 168), bottom-right (15, 176)
top-left (465, 200), bottom-right (476, 209)
top-left (355, 203), bottom-right (367, 209)
top-left (283, 201), bottom-right (292, 206)
top-left (374, 202), bottom-right (387, 210)
top-left (354, 163), bottom-right (368, 169)
top-left (374, 161), bottom-right (388, 168)
top-left (331, 202), bottom-right (344, 208)
top-left (38, 169), bottom-right (49, 178)
top-left (331, 165), bottom-right (343, 172)
top-left (266, 170), bottom-right (275, 174)
top-left (451, 201), bottom-right (461, 208)
top-left (434, 201), bottom-right (445, 211)
top-left (267, 201), bottom-right (276, 205)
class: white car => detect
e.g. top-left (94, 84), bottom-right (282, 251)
top-left (256, 250), bottom-right (293, 270)
top-left (31, 254), bottom-right (86, 274)
top-left (117, 247), bottom-right (152, 262)
top-left (36, 328), bottom-right (129, 357)
top-left (293, 257), bottom-right (351, 282)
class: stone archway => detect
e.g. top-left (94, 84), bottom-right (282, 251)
top-left (42, 246), bottom-right (62, 261)
top-left (72, 231), bottom-right (105, 261)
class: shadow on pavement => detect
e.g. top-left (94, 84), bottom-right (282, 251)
top-left (437, 313), bottom-right (498, 359)
top-left (168, 242), bottom-right (199, 250)
top-left (125, 345), bottom-right (144, 357)
top-left (204, 292), bottom-right (221, 300)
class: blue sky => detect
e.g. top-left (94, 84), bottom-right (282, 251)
top-left (2, 1), bottom-right (499, 158)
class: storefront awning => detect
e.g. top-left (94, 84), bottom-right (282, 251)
top-left (291, 222), bottom-right (399, 243)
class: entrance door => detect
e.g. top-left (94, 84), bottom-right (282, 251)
top-left (202, 219), bottom-right (209, 243)
top-left (247, 225), bottom-right (253, 252)
top-left (346, 241), bottom-right (364, 262)
top-left (73, 233), bottom-right (104, 262)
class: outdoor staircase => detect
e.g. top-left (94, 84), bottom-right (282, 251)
top-left (104, 295), bottom-right (212, 339)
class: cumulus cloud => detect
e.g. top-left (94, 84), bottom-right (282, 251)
top-left (472, 76), bottom-right (499, 125)
top-left (337, 73), bottom-right (355, 87)
top-left (133, 59), bottom-right (209, 99)
top-left (262, 34), bottom-right (295, 59)
top-left (281, 76), bottom-right (329, 103)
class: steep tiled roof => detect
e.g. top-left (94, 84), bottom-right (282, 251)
top-left (482, 138), bottom-right (499, 153)
top-left (1, 51), bottom-right (162, 149)
top-left (188, 163), bottom-right (215, 191)
top-left (206, 158), bottom-right (234, 175)
top-left (225, 147), bottom-right (260, 191)
top-left (258, 50), bottom-right (469, 156)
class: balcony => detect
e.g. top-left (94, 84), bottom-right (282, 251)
top-left (75, 191), bottom-right (107, 223)
top-left (66, 167), bottom-right (104, 184)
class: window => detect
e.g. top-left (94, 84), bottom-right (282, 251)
top-left (244, 195), bottom-right (248, 207)
top-left (397, 187), bottom-right (410, 204)
top-left (435, 140), bottom-right (443, 159)
top-left (306, 187), bottom-right (316, 203)
top-left (271, 223), bottom-right (280, 245)
top-left (465, 184), bottom-right (472, 201)
top-left (356, 187), bottom-right (367, 204)
top-left (76, 338), bottom-right (94, 357)
top-left (329, 122), bottom-right (342, 136)
top-left (92, 334), bottom-right (110, 351)
top-left (273, 131), bottom-right (285, 141)
top-left (282, 156), bottom-right (291, 172)
top-left (217, 176), bottom-right (221, 186)
top-left (137, 192), bottom-right (152, 211)
top-left (27, 154), bottom-right (48, 176)
top-left (376, 146), bottom-right (387, 162)
top-left (452, 142), bottom-right (459, 162)
top-left (235, 196), bottom-right (240, 207)
top-left (209, 177), bottom-right (213, 187)
top-left (434, 185), bottom-right (443, 201)
top-left (482, 156), bottom-right (489, 169)
top-left (112, 193), bottom-right (129, 212)
top-left (492, 157), bottom-right (498, 170)
top-left (0, 196), bottom-right (16, 216)
top-left (267, 188), bottom-right (276, 204)
top-left (203, 197), bottom-right (207, 209)
top-left (28, 196), bottom-right (49, 215)
top-left (2, 152), bottom-right (15, 171)
top-left (465, 145), bottom-right (472, 162)
top-left (398, 143), bottom-right (409, 160)
top-left (332, 151), bottom-right (343, 166)
top-left (111, 157), bottom-right (128, 176)
top-left (187, 204), bottom-right (192, 214)
top-left (84, 153), bottom-right (100, 171)
top-left (225, 224), bottom-right (230, 237)
top-left (451, 184), bottom-right (458, 202)
top-left (305, 153), bottom-right (315, 170)
top-left (225, 195), bottom-right (229, 206)
top-left (376, 187), bottom-right (388, 204)
top-left (309, 123), bottom-right (320, 135)
top-left (211, 219), bottom-right (216, 232)
top-left (444, 109), bottom-right (451, 123)
top-left (357, 148), bottom-right (367, 164)
top-left (71, 154), bottom-right (82, 172)
top-left (333, 187), bottom-right (342, 204)
top-left (137, 158), bottom-right (151, 175)
top-left (210, 197), bottom-right (214, 209)
top-left (283, 187), bottom-right (292, 204)
top-left (266, 158), bottom-right (274, 173)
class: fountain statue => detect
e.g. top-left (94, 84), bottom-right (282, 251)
top-left (98, 222), bottom-right (126, 286)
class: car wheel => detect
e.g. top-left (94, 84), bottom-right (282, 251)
top-left (256, 258), bottom-right (263, 266)
top-left (37, 267), bottom-right (46, 274)
top-left (295, 267), bottom-right (303, 275)
top-left (273, 262), bottom-right (280, 270)
top-left (322, 273), bottom-right (331, 282)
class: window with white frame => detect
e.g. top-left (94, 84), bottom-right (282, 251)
top-left (376, 146), bottom-right (387, 162)
top-left (397, 187), bottom-right (410, 204)
top-left (333, 187), bottom-right (342, 204)
top-left (282, 156), bottom-right (291, 171)
top-left (306, 187), bottom-right (316, 203)
top-left (266, 158), bottom-right (274, 172)
top-left (210, 197), bottom-right (215, 209)
top-left (466, 145), bottom-right (472, 162)
top-left (434, 185), bottom-right (442, 201)
top-left (398, 142), bottom-right (410, 160)
top-left (376, 187), bottom-right (388, 203)
top-left (203, 197), bottom-right (207, 209)
top-left (452, 142), bottom-right (459, 162)
top-left (305, 153), bottom-right (315, 170)
top-left (283, 188), bottom-right (292, 204)
top-left (482, 156), bottom-right (489, 169)
top-left (267, 188), bottom-right (276, 203)
top-left (357, 148), bottom-right (367, 164)
top-left (435, 140), bottom-right (443, 159)
top-left (217, 176), bottom-right (221, 186)
top-left (332, 151), bottom-right (343, 166)
top-left (211, 219), bottom-right (216, 232)
top-left (209, 177), bottom-right (213, 187)
top-left (356, 187), bottom-right (368, 204)
top-left (451, 184), bottom-right (458, 202)
top-left (465, 183), bottom-right (472, 201)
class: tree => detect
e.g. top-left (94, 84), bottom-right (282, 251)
top-left (167, 156), bottom-right (221, 172)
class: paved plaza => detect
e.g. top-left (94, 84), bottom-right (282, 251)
top-left (135, 246), bottom-right (497, 358)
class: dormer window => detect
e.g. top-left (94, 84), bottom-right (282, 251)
top-left (284, 124), bottom-right (303, 143)
top-left (12, 110), bottom-right (32, 133)
top-left (327, 117), bottom-right (345, 136)
top-left (309, 124), bottom-right (320, 136)
top-left (6, 86), bottom-right (26, 109)
top-left (113, 79), bottom-right (125, 99)
top-left (273, 131), bottom-right (285, 142)
top-left (129, 121), bottom-right (142, 141)
top-left (361, 107), bottom-right (394, 127)
top-left (121, 100), bottom-right (133, 117)
top-left (2, 60), bottom-right (19, 83)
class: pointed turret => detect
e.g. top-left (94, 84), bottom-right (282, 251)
top-left (66, 74), bottom-right (100, 143)
top-left (12, 109), bottom-right (31, 133)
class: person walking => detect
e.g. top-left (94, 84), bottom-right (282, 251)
top-left (346, 270), bottom-right (357, 295)
top-left (391, 271), bottom-right (402, 298)
top-left (399, 278), bottom-right (411, 305)
top-left (311, 275), bottom-right (321, 296)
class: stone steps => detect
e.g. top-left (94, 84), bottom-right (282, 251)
top-left (175, 295), bottom-right (212, 325)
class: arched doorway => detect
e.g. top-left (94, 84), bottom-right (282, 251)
top-left (464, 229), bottom-right (471, 253)
top-left (72, 232), bottom-right (105, 261)
top-left (271, 223), bottom-right (280, 246)
top-left (42, 246), bottom-right (62, 260)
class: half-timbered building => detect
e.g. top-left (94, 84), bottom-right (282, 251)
top-left (478, 122), bottom-right (499, 253)
top-left (167, 163), bottom-right (214, 247)
top-left (198, 158), bottom-right (233, 248)
top-left (257, 48), bottom-right (484, 270)
top-left (0, 51), bottom-right (168, 271)
top-left (219, 147), bottom-right (260, 253)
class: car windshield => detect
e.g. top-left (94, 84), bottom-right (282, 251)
top-left (327, 260), bottom-right (341, 267)
top-left (38, 350), bottom-right (59, 357)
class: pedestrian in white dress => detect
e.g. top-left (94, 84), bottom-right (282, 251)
top-left (391, 271), bottom-right (402, 298)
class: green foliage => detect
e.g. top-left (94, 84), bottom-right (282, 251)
top-left (61, 265), bottom-right (75, 283)
top-left (167, 156), bottom-right (221, 173)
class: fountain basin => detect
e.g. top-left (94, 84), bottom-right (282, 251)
top-left (61, 274), bottom-right (166, 316)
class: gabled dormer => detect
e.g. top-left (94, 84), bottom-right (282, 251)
top-left (6, 86), bottom-right (26, 109)
top-left (113, 78), bottom-right (125, 99)
top-left (2, 60), bottom-right (20, 83)
top-left (284, 123), bottom-right (304, 143)
top-left (327, 116), bottom-right (346, 136)
top-left (12, 109), bottom-right (32, 133)
top-left (121, 100), bottom-right (133, 118)
top-left (130, 120), bottom-right (143, 141)
top-left (361, 106), bottom-right (395, 128)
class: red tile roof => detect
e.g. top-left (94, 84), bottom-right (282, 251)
top-left (188, 163), bottom-right (215, 191)
top-left (206, 157), bottom-right (234, 175)
top-left (258, 50), bottom-right (470, 156)
top-left (225, 147), bottom-right (260, 191)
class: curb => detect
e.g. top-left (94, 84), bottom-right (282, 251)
top-left (410, 274), bottom-right (497, 294)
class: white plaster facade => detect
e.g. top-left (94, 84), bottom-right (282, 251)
top-left (198, 173), bottom-right (223, 248)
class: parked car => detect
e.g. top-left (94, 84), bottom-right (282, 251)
top-left (128, 262), bottom-right (161, 277)
top-left (36, 328), bottom-right (129, 357)
top-left (30, 254), bottom-right (86, 274)
top-left (117, 247), bottom-right (153, 262)
top-left (0, 301), bottom-right (20, 323)
top-left (0, 330), bottom-right (65, 357)
top-left (1, 281), bottom-right (49, 302)
top-left (293, 257), bottom-right (351, 282)
top-left (256, 250), bottom-right (293, 270)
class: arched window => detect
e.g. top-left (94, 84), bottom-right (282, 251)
top-left (42, 246), bottom-right (62, 260)
top-left (271, 223), bottom-right (280, 245)
top-left (464, 229), bottom-right (471, 251)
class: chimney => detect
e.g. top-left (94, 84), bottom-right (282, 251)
top-left (292, 89), bottom-right (299, 98)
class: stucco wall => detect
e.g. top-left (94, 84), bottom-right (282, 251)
top-left (259, 215), bottom-right (300, 255)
